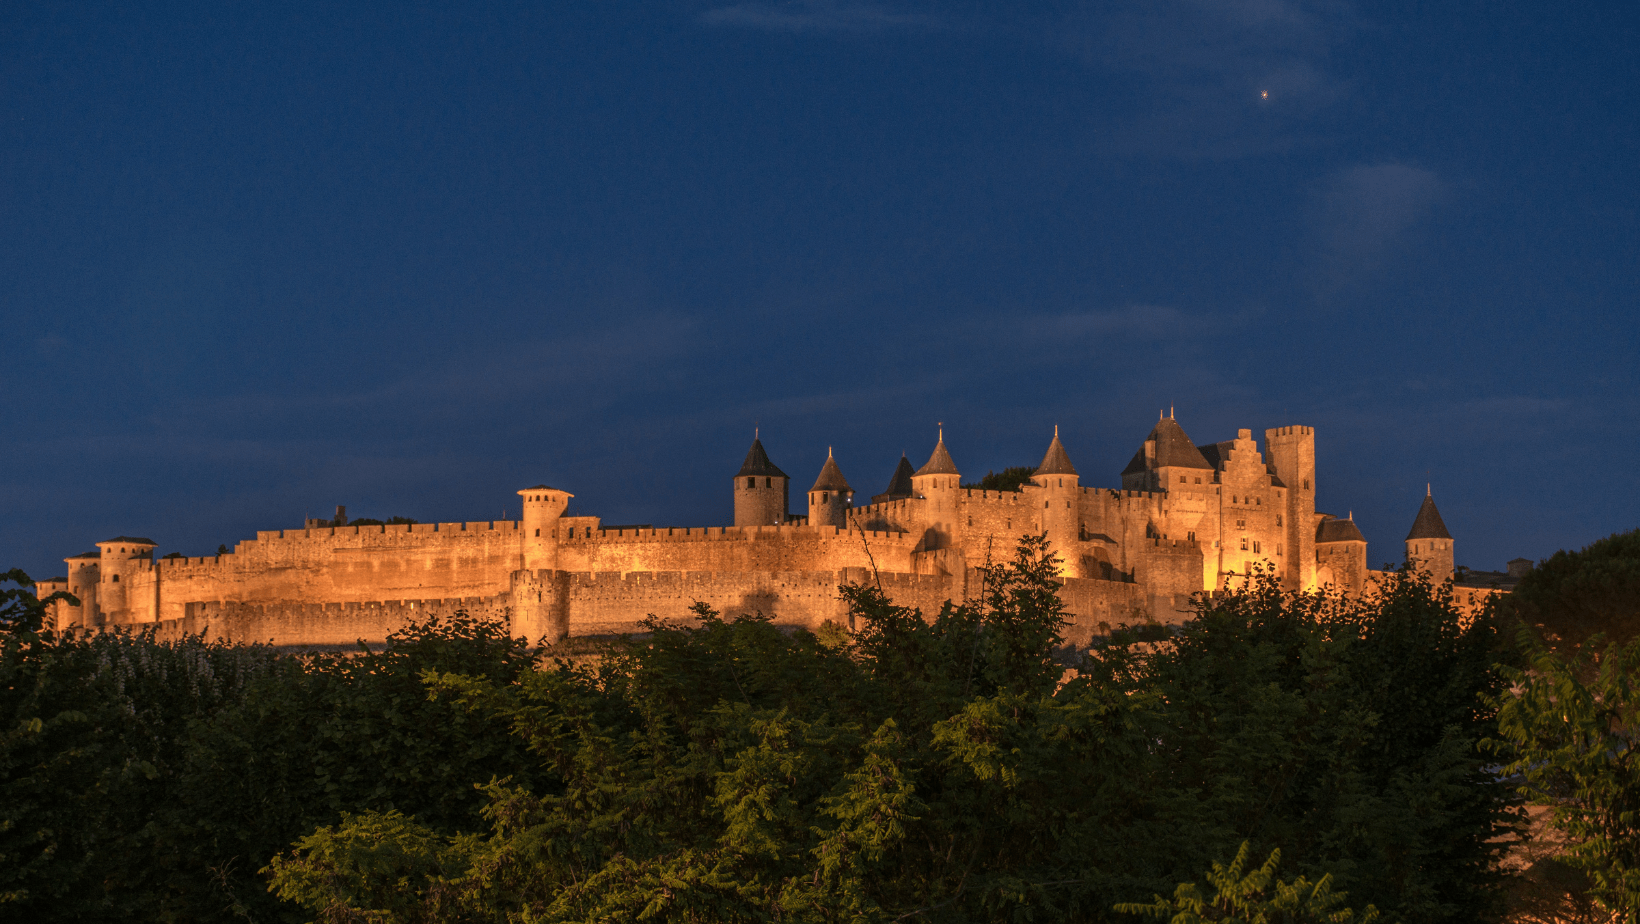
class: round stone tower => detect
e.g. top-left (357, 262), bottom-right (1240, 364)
top-left (1032, 426), bottom-right (1080, 576)
top-left (911, 428), bottom-right (961, 552)
top-left (63, 551), bottom-right (101, 628)
top-left (515, 485), bottom-right (573, 645)
top-left (94, 537), bottom-right (155, 625)
top-left (807, 448), bottom-right (853, 529)
top-left (518, 485), bottom-right (573, 571)
top-left (734, 433), bottom-right (789, 527)
top-left (1405, 486), bottom-right (1454, 585)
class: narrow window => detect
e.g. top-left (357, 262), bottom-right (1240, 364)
top-left (534, 529), bottom-right (540, 537)
top-left (1256, 498), bottom-right (1261, 505)
top-left (1187, 531), bottom-right (1195, 541)
top-left (1302, 479), bottom-right (1309, 489)
top-left (1276, 514), bottom-right (1283, 526)
top-left (1253, 541), bottom-right (1261, 553)
top-left (747, 477), bottom-right (755, 489)
top-left (1277, 543), bottom-right (1283, 555)
top-left (765, 477), bottom-right (772, 488)
top-left (1240, 538), bottom-right (1248, 551)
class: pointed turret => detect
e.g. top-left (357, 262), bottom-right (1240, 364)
top-left (915, 429), bottom-right (960, 477)
top-left (737, 437), bottom-right (788, 479)
top-left (1405, 489), bottom-right (1452, 541)
top-left (807, 448), bottom-right (853, 529)
top-left (1404, 487), bottom-right (1454, 584)
top-left (734, 433), bottom-right (790, 527)
top-left (872, 454), bottom-right (916, 504)
top-left (911, 427), bottom-right (961, 552)
top-left (1034, 427), bottom-right (1081, 577)
top-left (810, 448), bottom-right (852, 493)
top-left (1035, 425), bottom-right (1078, 477)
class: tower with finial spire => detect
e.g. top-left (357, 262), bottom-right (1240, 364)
top-left (1032, 426), bottom-right (1081, 576)
top-left (807, 448), bottom-right (853, 530)
top-left (734, 432), bottom-right (789, 527)
top-left (1404, 485), bottom-right (1454, 584)
top-left (910, 425), bottom-right (961, 552)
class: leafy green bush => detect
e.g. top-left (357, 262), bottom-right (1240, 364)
top-left (1490, 631), bottom-right (1640, 920)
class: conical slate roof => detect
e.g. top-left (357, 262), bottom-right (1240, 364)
top-left (874, 455), bottom-right (916, 502)
top-left (736, 437), bottom-right (788, 479)
top-left (1120, 416), bottom-right (1213, 476)
top-left (914, 432), bottom-right (960, 476)
top-left (1316, 515), bottom-right (1366, 543)
top-left (810, 449), bottom-right (852, 493)
top-left (1406, 490), bottom-right (1452, 541)
top-left (1035, 428), bottom-right (1078, 476)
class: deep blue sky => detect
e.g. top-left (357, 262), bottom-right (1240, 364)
top-left (4, 1), bottom-right (1636, 579)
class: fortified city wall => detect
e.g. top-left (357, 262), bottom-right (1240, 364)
top-left (41, 416), bottom-right (1502, 648)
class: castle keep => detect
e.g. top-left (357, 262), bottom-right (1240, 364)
top-left (35, 417), bottom-right (1482, 646)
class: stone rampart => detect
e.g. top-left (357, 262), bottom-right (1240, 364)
top-left (148, 594), bottom-right (511, 648)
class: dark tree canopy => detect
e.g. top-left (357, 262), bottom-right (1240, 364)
top-left (964, 466), bottom-right (1037, 493)
top-left (1509, 528), bottom-right (1640, 649)
top-left (1, 548), bottom-right (1522, 923)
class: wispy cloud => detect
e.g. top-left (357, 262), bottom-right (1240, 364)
top-left (1309, 162), bottom-right (1446, 295)
top-left (1057, 0), bottom-right (1357, 157)
top-left (700, 1), bottom-right (941, 33)
top-left (1030, 304), bottom-right (1224, 340)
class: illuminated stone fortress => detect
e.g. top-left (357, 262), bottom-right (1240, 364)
top-left (36, 416), bottom-right (1479, 647)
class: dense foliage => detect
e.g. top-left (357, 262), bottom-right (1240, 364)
top-left (1491, 632), bottom-right (1640, 920)
top-left (1, 610), bottom-right (546, 921)
top-left (1509, 528), bottom-right (1640, 650)
top-left (1, 542), bottom-right (1522, 922)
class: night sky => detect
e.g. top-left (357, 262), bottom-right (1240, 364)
top-left (4, 1), bottom-right (1636, 581)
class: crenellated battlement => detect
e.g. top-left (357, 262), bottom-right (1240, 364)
top-left (564, 523), bottom-right (910, 544)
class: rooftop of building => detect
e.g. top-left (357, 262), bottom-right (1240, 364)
top-left (914, 432), bottom-right (960, 476)
top-left (810, 449), bottom-right (852, 493)
top-left (1035, 427), bottom-right (1078, 476)
top-left (1406, 491), bottom-right (1452, 541)
top-left (1316, 515), bottom-right (1367, 544)
top-left (1122, 415), bottom-right (1213, 475)
top-left (737, 437), bottom-right (788, 479)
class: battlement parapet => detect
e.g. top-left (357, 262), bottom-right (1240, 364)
top-left (566, 524), bottom-right (909, 544)
top-left (959, 489), bottom-right (1024, 503)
